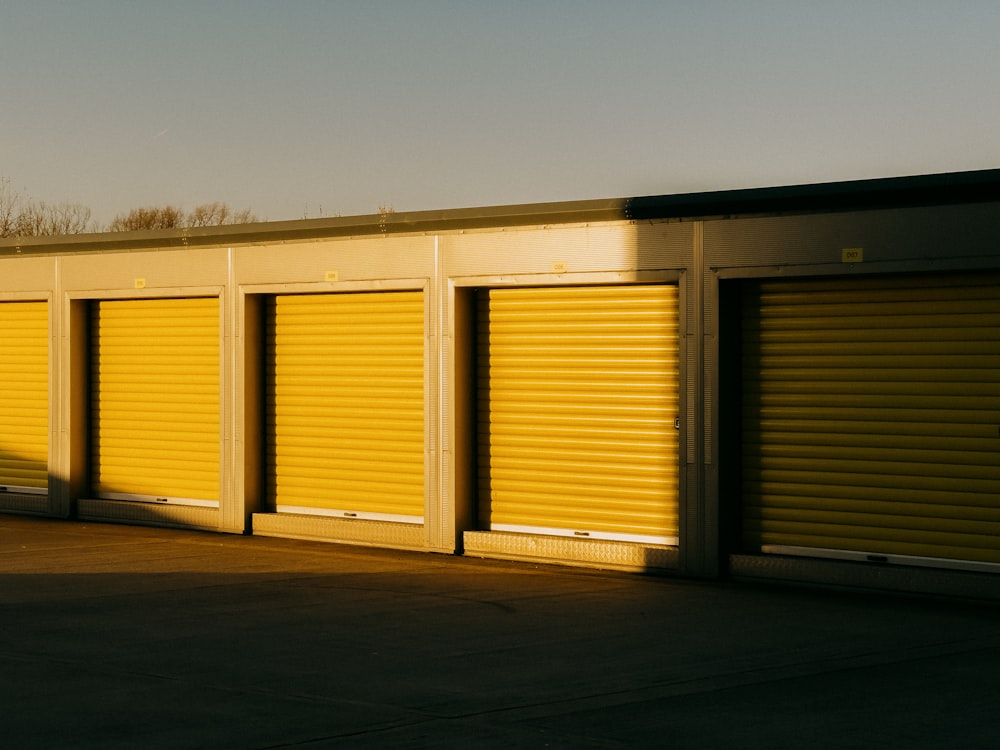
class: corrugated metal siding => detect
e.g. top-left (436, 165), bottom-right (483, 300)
top-left (91, 298), bottom-right (220, 503)
top-left (478, 285), bottom-right (680, 543)
top-left (0, 301), bottom-right (48, 492)
top-left (742, 273), bottom-right (1000, 564)
top-left (265, 291), bottom-right (425, 519)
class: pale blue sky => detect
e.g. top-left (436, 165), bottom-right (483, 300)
top-left (2, 1), bottom-right (998, 225)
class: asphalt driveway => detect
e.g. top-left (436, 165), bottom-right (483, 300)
top-left (2, 515), bottom-right (999, 749)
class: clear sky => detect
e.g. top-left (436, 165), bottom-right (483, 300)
top-left (3, 1), bottom-right (999, 226)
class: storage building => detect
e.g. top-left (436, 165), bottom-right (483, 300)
top-left (1, 168), bottom-right (998, 599)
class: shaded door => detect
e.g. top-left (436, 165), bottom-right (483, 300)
top-left (741, 273), bottom-right (1000, 565)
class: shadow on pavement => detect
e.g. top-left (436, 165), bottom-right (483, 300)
top-left (2, 515), bottom-right (999, 749)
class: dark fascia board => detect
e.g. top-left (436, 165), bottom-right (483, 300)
top-left (624, 167), bottom-right (1000, 221)
top-left (3, 168), bottom-right (999, 257)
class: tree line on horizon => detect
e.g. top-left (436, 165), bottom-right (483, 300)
top-left (0, 177), bottom-right (259, 238)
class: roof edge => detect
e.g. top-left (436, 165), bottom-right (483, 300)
top-left (3, 168), bottom-right (999, 256)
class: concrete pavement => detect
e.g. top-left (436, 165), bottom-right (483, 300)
top-left (2, 514), bottom-right (999, 749)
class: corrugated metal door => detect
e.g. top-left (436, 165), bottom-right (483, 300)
top-left (742, 273), bottom-right (1000, 565)
top-left (91, 298), bottom-right (220, 505)
top-left (0, 301), bottom-right (48, 493)
top-left (478, 285), bottom-right (680, 544)
top-left (265, 291), bottom-right (425, 521)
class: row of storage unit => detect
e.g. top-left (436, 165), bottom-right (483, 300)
top-left (1, 169), bottom-right (998, 598)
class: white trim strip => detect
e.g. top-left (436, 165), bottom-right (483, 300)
top-left (762, 545), bottom-right (1000, 576)
top-left (0, 485), bottom-right (48, 496)
top-left (97, 492), bottom-right (220, 509)
top-left (276, 505), bottom-right (424, 525)
top-left (493, 523), bottom-right (677, 547)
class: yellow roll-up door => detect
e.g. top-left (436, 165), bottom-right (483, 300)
top-left (742, 273), bottom-right (1000, 565)
top-left (265, 291), bottom-right (425, 521)
top-left (0, 301), bottom-right (48, 493)
top-left (478, 284), bottom-right (680, 544)
top-left (91, 298), bottom-right (220, 505)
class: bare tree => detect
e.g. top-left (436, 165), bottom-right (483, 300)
top-left (106, 205), bottom-right (186, 232)
top-left (15, 201), bottom-right (95, 237)
top-left (186, 202), bottom-right (258, 227)
top-left (2, 178), bottom-right (259, 237)
top-left (107, 202), bottom-right (258, 231)
top-left (0, 177), bottom-right (28, 238)
top-left (50, 202), bottom-right (95, 234)
top-left (1, 179), bottom-right (96, 237)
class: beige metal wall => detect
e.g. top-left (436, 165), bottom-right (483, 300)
top-left (2, 195), bottom-right (998, 591)
top-left (443, 221), bottom-right (694, 571)
top-left (710, 200), bottom-right (1000, 594)
top-left (59, 246), bottom-right (231, 530)
top-left (234, 234), bottom-right (440, 551)
top-left (0, 236), bottom-right (444, 545)
top-left (0, 220), bottom-right (695, 569)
